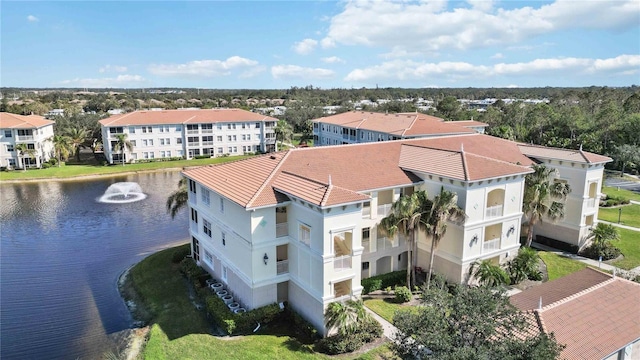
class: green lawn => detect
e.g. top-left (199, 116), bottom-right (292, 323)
top-left (126, 244), bottom-right (388, 360)
top-left (0, 155), bottom-right (252, 181)
top-left (611, 227), bottom-right (640, 270)
top-left (599, 204), bottom-right (640, 228)
top-left (538, 252), bottom-right (587, 281)
top-left (363, 297), bottom-right (417, 324)
top-left (602, 186), bottom-right (640, 202)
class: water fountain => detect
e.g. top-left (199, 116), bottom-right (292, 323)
top-left (98, 182), bottom-right (147, 203)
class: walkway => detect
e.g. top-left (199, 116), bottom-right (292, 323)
top-left (364, 306), bottom-right (398, 340)
top-left (599, 220), bottom-right (640, 232)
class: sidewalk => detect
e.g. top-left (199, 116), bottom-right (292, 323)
top-left (599, 219), bottom-right (640, 232)
top-left (364, 306), bottom-right (398, 340)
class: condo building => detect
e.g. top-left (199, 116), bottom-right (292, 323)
top-left (0, 112), bottom-right (54, 169)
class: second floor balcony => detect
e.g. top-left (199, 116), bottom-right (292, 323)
top-left (276, 222), bottom-right (288, 238)
top-left (277, 259), bottom-right (289, 275)
top-left (485, 205), bottom-right (503, 219)
top-left (17, 135), bottom-right (35, 141)
top-left (377, 203), bottom-right (392, 217)
top-left (482, 237), bottom-right (500, 253)
top-left (334, 255), bottom-right (352, 271)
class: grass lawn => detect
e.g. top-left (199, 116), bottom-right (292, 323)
top-left (125, 244), bottom-right (389, 360)
top-left (538, 251), bottom-right (586, 281)
top-left (599, 204), bottom-right (640, 228)
top-left (602, 186), bottom-right (640, 202)
top-left (363, 297), bottom-right (417, 324)
top-left (0, 155), bottom-right (252, 181)
top-left (611, 227), bottom-right (640, 270)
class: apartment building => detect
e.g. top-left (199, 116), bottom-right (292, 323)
top-left (98, 109), bottom-right (278, 164)
top-left (312, 111), bottom-right (487, 146)
top-left (0, 112), bottom-right (54, 169)
top-left (182, 133), bottom-right (610, 335)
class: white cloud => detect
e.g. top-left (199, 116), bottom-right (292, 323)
top-left (467, 0), bottom-right (495, 12)
top-left (491, 53), bottom-right (504, 59)
top-left (239, 65), bottom-right (267, 79)
top-left (27, 15), bottom-right (39, 22)
top-left (321, 0), bottom-right (639, 54)
top-left (59, 74), bottom-right (145, 88)
top-left (293, 38), bottom-right (318, 55)
top-left (345, 54), bottom-right (640, 83)
top-left (271, 65), bottom-right (334, 80)
top-left (148, 56), bottom-right (260, 77)
top-left (99, 65), bottom-right (128, 73)
top-left (321, 56), bottom-right (345, 64)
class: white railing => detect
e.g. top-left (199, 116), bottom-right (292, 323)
top-left (334, 255), bottom-right (352, 271)
top-left (201, 129), bottom-right (213, 134)
top-left (362, 239), bottom-right (370, 253)
top-left (377, 203), bottom-right (392, 217)
top-left (376, 237), bottom-right (397, 251)
top-left (17, 135), bottom-right (34, 141)
top-left (485, 205), bottom-right (503, 218)
top-left (362, 207), bottom-right (371, 218)
top-left (187, 142), bottom-right (199, 147)
top-left (277, 260), bottom-right (289, 274)
top-left (587, 198), bottom-right (596, 208)
top-left (483, 238), bottom-right (500, 253)
top-left (202, 141), bottom-right (214, 146)
top-left (276, 222), bottom-right (288, 237)
top-left (187, 130), bottom-right (199, 134)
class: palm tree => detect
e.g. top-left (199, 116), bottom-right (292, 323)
top-left (65, 126), bottom-right (90, 162)
top-left (14, 143), bottom-right (37, 171)
top-left (425, 188), bottom-right (466, 289)
top-left (590, 223), bottom-right (620, 251)
top-left (469, 259), bottom-right (509, 288)
top-left (324, 299), bottom-right (370, 336)
top-left (166, 177), bottom-right (188, 219)
top-left (380, 190), bottom-right (431, 288)
top-left (112, 133), bottom-right (133, 166)
top-left (51, 135), bottom-right (73, 167)
top-left (523, 164), bottom-right (571, 247)
top-left (273, 119), bottom-right (293, 151)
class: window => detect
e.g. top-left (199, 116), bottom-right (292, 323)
top-left (217, 147), bottom-right (223, 154)
top-left (217, 123), bottom-right (223, 130)
top-left (201, 124), bottom-right (213, 132)
top-left (129, 126), bottom-right (136, 134)
top-left (217, 136), bottom-right (223, 142)
top-left (160, 151), bottom-right (166, 158)
top-left (241, 123), bottom-right (247, 129)
top-left (4, 130), bottom-right (12, 138)
top-left (191, 208), bottom-right (198, 223)
top-left (221, 231), bottom-right (226, 246)
top-left (362, 262), bottom-right (370, 270)
top-left (27, 144), bottom-right (35, 150)
top-left (142, 139), bottom-right (148, 147)
top-left (176, 137), bottom-right (182, 144)
top-left (176, 126), bottom-right (182, 132)
top-left (142, 126), bottom-right (152, 133)
top-left (6, 144), bottom-right (14, 152)
top-left (204, 250), bottom-right (213, 267)
top-left (201, 188), bottom-right (210, 205)
top-left (219, 198), bottom-right (224, 213)
top-left (160, 139), bottom-right (165, 146)
top-left (192, 237), bottom-right (200, 261)
top-left (187, 124), bottom-right (198, 132)
top-left (8, 158), bottom-right (16, 166)
top-left (159, 138), bottom-right (170, 145)
top-left (159, 125), bottom-right (170, 133)
top-left (109, 127), bottom-right (123, 134)
top-left (148, 139), bottom-right (154, 146)
top-left (255, 122), bottom-right (261, 128)
top-left (362, 227), bottom-right (370, 240)
top-left (222, 265), bottom-right (228, 281)
top-left (299, 224), bottom-right (311, 246)
top-left (130, 140), bottom-right (136, 147)
top-left (189, 179), bottom-right (197, 194)
top-left (203, 219), bottom-right (212, 237)
top-left (188, 136), bottom-right (199, 145)
top-left (176, 150), bottom-right (183, 157)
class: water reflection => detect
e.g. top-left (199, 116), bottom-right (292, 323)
top-left (0, 172), bottom-right (189, 359)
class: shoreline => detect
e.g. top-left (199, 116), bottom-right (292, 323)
top-left (0, 167), bottom-right (186, 184)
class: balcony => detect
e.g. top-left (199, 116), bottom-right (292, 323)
top-left (586, 198), bottom-right (596, 208)
top-left (201, 129), bottom-right (213, 134)
top-left (187, 129), bottom-right (199, 135)
top-left (334, 255), bottom-right (352, 271)
top-left (362, 206), bottom-right (371, 218)
top-left (485, 205), bottom-right (503, 219)
top-left (482, 238), bottom-right (500, 253)
top-left (17, 135), bottom-right (34, 141)
top-left (362, 239), bottom-right (370, 253)
top-left (277, 260), bottom-right (289, 275)
top-left (377, 203), bottom-right (392, 217)
top-left (276, 222), bottom-right (288, 237)
top-left (376, 236), bottom-right (397, 251)
top-left (202, 140), bottom-right (214, 146)
top-left (187, 142), bottom-right (199, 147)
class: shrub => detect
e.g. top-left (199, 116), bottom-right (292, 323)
top-left (41, 163), bottom-right (51, 169)
top-left (282, 305), bottom-right (319, 341)
top-left (48, 158), bottom-right (58, 165)
top-left (358, 317), bottom-right (383, 342)
top-left (194, 155), bottom-right (211, 159)
top-left (601, 194), bottom-right (630, 207)
top-left (395, 286), bottom-right (412, 303)
top-left (171, 246), bottom-right (191, 263)
top-left (316, 334), bottom-right (363, 355)
top-left (361, 270), bottom-right (406, 294)
top-left (205, 294), bottom-right (282, 335)
top-left (179, 257), bottom-right (206, 279)
top-left (580, 243), bottom-right (621, 261)
top-left (508, 247), bottom-right (541, 285)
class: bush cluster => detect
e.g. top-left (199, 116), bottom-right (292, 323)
top-left (361, 270), bottom-right (406, 294)
top-left (179, 257), bottom-right (206, 280)
top-left (205, 295), bottom-right (281, 335)
top-left (600, 194), bottom-right (630, 207)
top-left (315, 318), bottom-right (382, 355)
top-left (580, 243), bottom-right (621, 261)
top-left (394, 286), bottom-right (412, 303)
top-left (134, 156), bottom-right (185, 164)
top-left (171, 247), bottom-right (191, 263)
top-left (281, 306), bottom-right (319, 341)
top-left (507, 247), bottom-right (542, 284)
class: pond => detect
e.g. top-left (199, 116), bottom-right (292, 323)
top-left (0, 171), bottom-right (188, 359)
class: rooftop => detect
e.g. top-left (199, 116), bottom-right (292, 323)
top-left (0, 112), bottom-right (54, 129)
top-left (99, 108), bottom-right (278, 127)
top-left (518, 143), bottom-right (612, 164)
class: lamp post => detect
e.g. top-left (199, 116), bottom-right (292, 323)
top-left (618, 208), bottom-right (622, 224)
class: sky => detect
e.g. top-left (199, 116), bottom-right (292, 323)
top-left (1, 0), bottom-right (639, 89)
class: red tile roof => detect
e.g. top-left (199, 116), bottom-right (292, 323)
top-left (273, 172), bottom-right (370, 207)
top-left (518, 144), bottom-right (612, 164)
top-left (99, 108), bottom-right (278, 126)
top-left (510, 268), bottom-right (640, 360)
top-left (313, 111), bottom-right (474, 137)
top-left (0, 112), bottom-right (54, 129)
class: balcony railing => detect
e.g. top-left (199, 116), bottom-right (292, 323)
top-left (202, 141), bottom-right (214, 146)
top-left (482, 238), bottom-right (500, 253)
top-left (187, 129), bottom-right (199, 134)
top-left (362, 239), bottom-right (370, 253)
top-left (377, 203), bottom-right (392, 217)
top-left (201, 129), bottom-right (213, 134)
top-left (485, 205), bottom-right (503, 218)
top-left (277, 260), bottom-right (289, 274)
top-left (187, 142), bottom-right (199, 147)
top-left (342, 134), bottom-right (349, 139)
top-left (376, 236), bottom-right (397, 251)
top-left (334, 255), bottom-right (352, 271)
top-left (362, 207), bottom-right (371, 218)
top-left (586, 198), bottom-right (596, 208)
top-left (17, 135), bottom-right (34, 141)
top-left (276, 222), bottom-right (288, 238)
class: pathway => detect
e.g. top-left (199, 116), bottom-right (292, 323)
top-left (364, 306), bottom-right (398, 340)
top-left (599, 220), bottom-right (640, 232)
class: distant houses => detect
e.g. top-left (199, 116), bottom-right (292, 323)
top-left (0, 112), bottom-right (54, 169)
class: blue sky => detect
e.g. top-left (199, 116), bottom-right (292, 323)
top-left (2, 0), bottom-right (639, 89)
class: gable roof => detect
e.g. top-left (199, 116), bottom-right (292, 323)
top-left (98, 108), bottom-right (278, 127)
top-left (273, 172), bottom-right (370, 208)
top-left (0, 112), bottom-right (54, 129)
top-left (312, 111), bottom-right (475, 137)
top-left (510, 268), bottom-right (640, 360)
top-left (518, 143), bottom-right (612, 164)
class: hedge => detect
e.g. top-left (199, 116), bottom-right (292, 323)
top-left (361, 270), bottom-right (407, 294)
top-left (205, 294), bottom-right (281, 335)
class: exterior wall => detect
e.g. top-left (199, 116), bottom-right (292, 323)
top-left (0, 124), bottom-right (54, 168)
top-left (102, 119), bottom-right (275, 164)
top-left (313, 122), bottom-right (396, 146)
